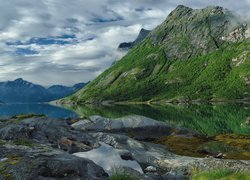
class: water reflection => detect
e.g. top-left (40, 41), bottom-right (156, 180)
top-left (65, 103), bottom-right (250, 136)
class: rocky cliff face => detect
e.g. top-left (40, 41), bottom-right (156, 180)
top-left (61, 5), bottom-right (250, 104)
top-left (149, 5), bottom-right (242, 60)
top-left (118, 28), bottom-right (150, 50)
top-left (222, 24), bottom-right (249, 42)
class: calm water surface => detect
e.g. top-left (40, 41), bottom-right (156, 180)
top-left (67, 103), bottom-right (250, 136)
top-left (0, 103), bottom-right (78, 118)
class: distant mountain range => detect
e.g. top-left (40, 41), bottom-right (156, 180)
top-left (0, 78), bottom-right (89, 103)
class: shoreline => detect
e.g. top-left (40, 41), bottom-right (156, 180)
top-left (54, 98), bottom-right (250, 106)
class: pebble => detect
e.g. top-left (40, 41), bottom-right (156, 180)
top-left (145, 166), bottom-right (157, 173)
top-left (0, 158), bottom-right (8, 162)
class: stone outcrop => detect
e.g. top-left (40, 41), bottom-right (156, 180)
top-left (222, 24), bottom-right (249, 42)
top-left (149, 5), bottom-right (244, 60)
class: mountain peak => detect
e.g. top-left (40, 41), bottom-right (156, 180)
top-left (169, 5), bottom-right (193, 16)
top-left (175, 5), bottom-right (192, 11)
top-left (14, 78), bottom-right (24, 82)
top-left (118, 28), bottom-right (150, 50)
top-left (149, 5), bottom-right (243, 60)
top-left (140, 28), bottom-right (149, 33)
top-left (13, 78), bottom-right (30, 85)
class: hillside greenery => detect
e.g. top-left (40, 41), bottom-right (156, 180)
top-left (63, 40), bottom-right (250, 103)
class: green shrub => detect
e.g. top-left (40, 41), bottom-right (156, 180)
top-left (13, 138), bottom-right (33, 147)
top-left (192, 169), bottom-right (250, 180)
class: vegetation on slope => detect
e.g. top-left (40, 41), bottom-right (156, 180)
top-left (63, 40), bottom-right (250, 103)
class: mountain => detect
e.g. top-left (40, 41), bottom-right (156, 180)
top-left (118, 28), bottom-right (151, 50)
top-left (47, 82), bottom-right (89, 100)
top-left (61, 5), bottom-right (250, 104)
top-left (0, 78), bottom-right (88, 103)
top-left (0, 78), bottom-right (50, 103)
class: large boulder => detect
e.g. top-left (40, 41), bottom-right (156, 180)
top-left (0, 117), bottom-right (99, 153)
top-left (0, 146), bottom-right (108, 180)
top-left (71, 115), bottom-right (197, 140)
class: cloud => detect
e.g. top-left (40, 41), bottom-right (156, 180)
top-left (0, 0), bottom-right (249, 86)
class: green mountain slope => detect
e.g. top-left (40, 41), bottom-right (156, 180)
top-left (61, 5), bottom-right (250, 104)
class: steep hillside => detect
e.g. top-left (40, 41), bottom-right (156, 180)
top-left (62, 5), bottom-right (250, 104)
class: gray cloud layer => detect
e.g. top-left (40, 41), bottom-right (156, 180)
top-left (0, 0), bottom-right (249, 86)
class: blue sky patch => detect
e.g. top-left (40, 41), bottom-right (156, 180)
top-left (6, 34), bottom-right (77, 46)
top-left (15, 48), bottom-right (39, 56)
top-left (92, 16), bottom-right (124, 23)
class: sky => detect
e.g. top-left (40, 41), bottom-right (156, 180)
top-left (0, 0), bottom-right (250, 86)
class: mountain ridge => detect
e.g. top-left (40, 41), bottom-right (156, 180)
top-left (0, 78), bottom-right (88, 103)
top-left (61, 5), bottom-right (250, 104)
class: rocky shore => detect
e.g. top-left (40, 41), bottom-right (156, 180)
top-left (0, 115), bottom-right (249, 179)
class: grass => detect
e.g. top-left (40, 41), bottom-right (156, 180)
top-left (109, 166), bottom-right (140, 180)
top-left (0, 155), bottom-right (21, 180)
top-left (12, 138), bottom-right (33, 147)
top-left (12, 114), bottom-right (45, 120)
top-left (0, 139), bottom-right (5, 146)
top-left (192, 169), bottom-right (250, 180)
top-left (154, 134), bottom-right (250, 160)
top-left (109, 173), bottom-right (139, 180)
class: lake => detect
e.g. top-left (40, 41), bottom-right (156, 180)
top-left (0, 103), bottom-right (78, 118)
